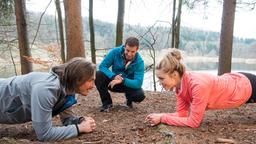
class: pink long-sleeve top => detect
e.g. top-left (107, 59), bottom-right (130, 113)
top-left (160, 71), bottom-right (252, 128)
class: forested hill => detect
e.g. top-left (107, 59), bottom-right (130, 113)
top-left (1, 12), bottom-right (255, 77)
top-left (26, 12), bottom-right (256, 58)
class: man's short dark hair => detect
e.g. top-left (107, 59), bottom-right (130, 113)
top-left (125, 37), bottom-right (139, 47)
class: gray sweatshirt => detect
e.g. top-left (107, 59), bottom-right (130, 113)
top-left (0, 72), bottom-right (78, 141)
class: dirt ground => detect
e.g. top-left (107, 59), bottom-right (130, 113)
top-left (0, 88), bottom-right (256, 144)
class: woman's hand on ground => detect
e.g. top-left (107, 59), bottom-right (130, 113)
top-left (145, 113), bottom-right (165, 126)
top-left (78, 117), bottom-right (96, 133)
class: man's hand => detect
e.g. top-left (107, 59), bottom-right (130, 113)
top-left (108, 74), bottom-right (123, 88)
top-left (114, 74), bottom-right (123, 81)
top-left (77, 117), bottom-right (96, 133)
top-left (145, 113), bottom-right (165, 126)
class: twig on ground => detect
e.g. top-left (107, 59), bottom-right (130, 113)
top-left (82, 140), bottom-right (103, 144)
top-left (216, 138), bottom-right (236, 143)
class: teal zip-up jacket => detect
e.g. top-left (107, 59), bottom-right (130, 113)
top-left (99, 45), bottom-right (144, 89)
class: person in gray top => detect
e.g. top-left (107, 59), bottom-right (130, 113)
top-left (0, 57), bottom-right (96, 141)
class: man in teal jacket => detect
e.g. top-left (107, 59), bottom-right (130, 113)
top-left (95, 37), bottom-right (145, 112)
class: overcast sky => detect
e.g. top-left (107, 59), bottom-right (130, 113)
top-left (26, 0), bottom-right (256, 39)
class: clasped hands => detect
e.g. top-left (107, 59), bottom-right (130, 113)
top-left (108, 74), bottom-right (124, 89)
top-left (78, 117), bottom-right (96, 133)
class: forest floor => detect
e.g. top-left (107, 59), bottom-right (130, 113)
top-left (0, 88), bottom-right (256, 144)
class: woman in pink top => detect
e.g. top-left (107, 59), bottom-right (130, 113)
top-left (145, 49), bottom-right (256, 128)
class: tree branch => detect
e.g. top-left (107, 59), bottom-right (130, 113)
top-left (30, 0), bottom-right (53, 49)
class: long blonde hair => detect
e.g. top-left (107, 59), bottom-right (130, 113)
top-left (156, 48), bottom-right (185, 77)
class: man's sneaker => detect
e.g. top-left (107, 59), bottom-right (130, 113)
top-left (100, 104), bottom-right (113, 112)
top-left (126, 100), bottom-right (133, 108)
top-left (114, 102), bottom-right (133, 110)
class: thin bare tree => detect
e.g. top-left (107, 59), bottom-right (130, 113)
top-left (3, 29), bottom-right (17, 75)
top-left (15, 0), bottom-right (32, 74)
top-left (55, 0), bottom-right (66, 62)
top-left (135, 22), bottom-right (160, 91)
top-left (89, 0), bottom-right (96, 63)
top-left (171, 0), bottom-right (176, 48)
top-left (142, 31), bottom-right (157, 91)
top-left (174, 0), bottom-right (183, 48)
top-left (116, 0), bottom-right (125, 46)
top-left (171, 0), bottom-right (183, 49)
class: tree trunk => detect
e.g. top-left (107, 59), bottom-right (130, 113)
top-left (15, 0), bottom-right (32, 74)
top-left (64, 0), bottom-right (85, 60)
top-left (171, 0), bottom-right (176, 48)
top-left (115, 0), bottom-right (125, 47)
top-left (174, 0), bottom-right (182, 49)
top-left (55, 0), bottom-right (66, 63)
top-left (152, 49), bottom-right (156, 91)
top-left (89, 0), bottom-right (96, 64)
top-left (218, 0), bottom-right (236, 75)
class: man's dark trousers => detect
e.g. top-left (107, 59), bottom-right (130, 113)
top-left (95, 71), bottom-right (145, 107)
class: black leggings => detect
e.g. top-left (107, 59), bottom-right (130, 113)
top-left (239, 72), bottom-right (256, 103)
